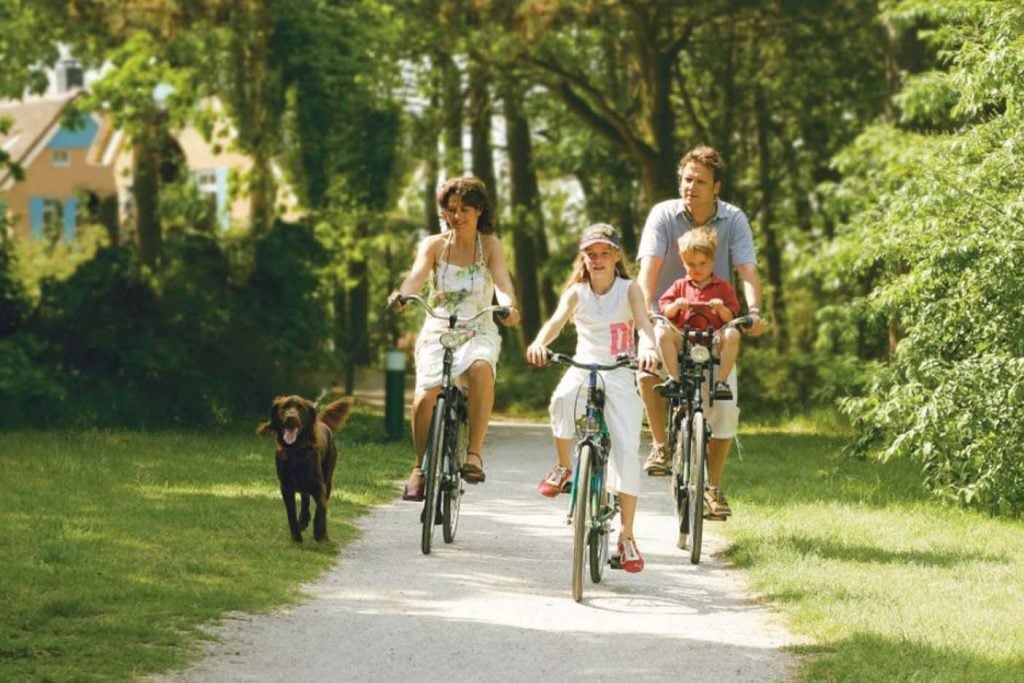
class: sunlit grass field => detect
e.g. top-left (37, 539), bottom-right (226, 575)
top-left (0, 411), bottom-right (410, 682)
top-left (724, 414), bottom-right (1024, 682)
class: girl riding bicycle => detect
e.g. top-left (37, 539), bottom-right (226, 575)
top-left (526, 223), bottom-right (659, 573)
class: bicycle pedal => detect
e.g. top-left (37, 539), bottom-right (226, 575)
top-left (608, 554), bottom-right (623, 570)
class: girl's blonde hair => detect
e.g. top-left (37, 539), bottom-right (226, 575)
top-left (562, 223), bottom-right (631, 292)
top-left (677, 227), bottom-right (717, 260)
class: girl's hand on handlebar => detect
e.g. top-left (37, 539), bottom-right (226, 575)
top-left (526, 342), bottom-right (549, 367)
top-left (636, 348), bottom-right (659, 373)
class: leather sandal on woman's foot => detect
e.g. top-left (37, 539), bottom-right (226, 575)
top-left (460, 452), bottom-right (486, 484)
top-left (402, 468), bottom-right (425, 501)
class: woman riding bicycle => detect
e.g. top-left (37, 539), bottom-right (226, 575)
top-left (526, 223), bottom-right (658, 573)
top-left (389, 177), bottom-right (520, 501)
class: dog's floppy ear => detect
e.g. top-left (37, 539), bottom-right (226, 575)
top-left (320, 396), bottom-right (356, 431)
top-left (257, 396), bottom-right (286, 437)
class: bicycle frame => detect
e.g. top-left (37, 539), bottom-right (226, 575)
top-left (395, 294), bottom-right (509, 555)
top-left (652, 313), bottom-right (753, 563)
top-left (547, 351), bottom-right (634, 601)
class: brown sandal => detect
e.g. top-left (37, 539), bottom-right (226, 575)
top-left (460, 452), bottom-right (486, 484)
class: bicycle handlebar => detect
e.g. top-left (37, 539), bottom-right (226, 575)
top-left (547, 351), bottom-right (638, 372)
top-left (393, 294), bottom-right (511, 322)
top-left (649, 313), bottom-right (755, 339)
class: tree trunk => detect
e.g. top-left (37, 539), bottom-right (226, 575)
top-left (468, 58), bottom-right (497, 208)
top-left (502, 84), bottom-right (544, 344)
top-left (133, 123), bottom-right (161, 269)
top-left (249, 152), bottom-right (275, 236)
top-left (438, 52), bottom-right (463, 177)
top-left (754, 88), bottom-right (786, 352)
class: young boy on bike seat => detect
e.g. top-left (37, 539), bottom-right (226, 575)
top-left (655, 227), bottom-right (742, 403)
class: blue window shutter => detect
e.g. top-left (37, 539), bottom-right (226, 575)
top-left (29, 197), bottom-right (44, 237)
top-left (63, 197), bottom-right (79, 241)
top-left (216, 167), bottom-right (229, 230)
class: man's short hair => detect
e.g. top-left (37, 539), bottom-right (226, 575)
top-left (678, 146), bottom-right (725, 183)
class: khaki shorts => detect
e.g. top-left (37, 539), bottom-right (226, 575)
top-left (639, 365), bottom-right (740, 440)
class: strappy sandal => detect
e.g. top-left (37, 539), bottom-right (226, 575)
top-left (402, 467), bottom-right (425, 501)
top-left (460, 452), bottom-right (486, 484)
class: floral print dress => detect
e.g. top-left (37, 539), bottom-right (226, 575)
top-left (413, 233), bottom-right (502, 391)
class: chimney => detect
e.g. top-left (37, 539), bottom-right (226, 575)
top-left (56, 59), bottom-right (84, 93)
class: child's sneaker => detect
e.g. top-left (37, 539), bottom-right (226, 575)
top-left (712, 380), bottom-right (733, 401)
top-left (538, 464), bottom-right (572, 498)
top-left (618, 538), bottom-right (645, 573)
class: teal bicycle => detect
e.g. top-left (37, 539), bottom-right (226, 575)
top-left (547, 351), bottom-right (636, 602)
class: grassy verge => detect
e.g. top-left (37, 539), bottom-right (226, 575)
top-left (0, 410), bottom-right (410, 682)
top-left (723, 414), bottom-right (1024, 682)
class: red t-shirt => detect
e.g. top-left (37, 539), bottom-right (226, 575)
top-left (658, 274), bottom-right (740, 330)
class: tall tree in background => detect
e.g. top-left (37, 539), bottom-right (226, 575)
top-left (217, 0), bottom-right (288, 237)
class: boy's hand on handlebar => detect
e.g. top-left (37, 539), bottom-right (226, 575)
top-left (526, 342), bottom-right (549, 367)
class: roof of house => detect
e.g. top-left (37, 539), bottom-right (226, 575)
top-left (0, 91), bottom-right (123, 189)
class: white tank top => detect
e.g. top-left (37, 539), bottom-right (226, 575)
top-left (572, 276), bottom-right (635, 364)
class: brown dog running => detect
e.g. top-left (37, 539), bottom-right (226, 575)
top-left (257, 395), bottom-right (355, 543)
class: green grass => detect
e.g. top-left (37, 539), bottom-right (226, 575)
top-left (723, 417), bottom-right (1024, 682)
top-left (0, 410), bottom-right (410, 682)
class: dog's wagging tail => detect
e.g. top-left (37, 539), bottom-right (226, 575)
top-left (257, 395), bottom-right (355, 543)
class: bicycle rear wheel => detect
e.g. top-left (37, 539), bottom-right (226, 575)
top-left (421, 397), bottom-right (446, 555)
top-left (571, 444), bottom-right (593, 602)
top-left (588, 462), bottom-right (609, 584)
top-left (442, 399), bottom-right (466, 544)
top-left (687, 411), bottom-right (706, 564)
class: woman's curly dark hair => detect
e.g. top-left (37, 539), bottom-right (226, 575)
top-left (436, 176), bottom-right (495, 234)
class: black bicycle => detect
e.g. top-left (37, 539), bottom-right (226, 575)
top-left (651, 313), bottom-right (753, 564)
top-left (547, 351), bottom-right (636, 602)
top-left (394, 294), bottom-right (509, 555)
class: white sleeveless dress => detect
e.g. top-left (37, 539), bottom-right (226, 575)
top-left (413, 233), bottom-right (502, 391)
top-left (548, 276), bottom-right (643, 496)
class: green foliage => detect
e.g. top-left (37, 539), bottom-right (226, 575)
top-left (0, 222), bottom-right (337, 428)
top-left (231, 220), bottom-right (335, 401)
top-left (0, 238), bottom-right (28, 337)
top-left (821, 0), bottom-right (1024, 514)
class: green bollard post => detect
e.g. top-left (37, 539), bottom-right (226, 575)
top-left (384, 349), bottom-right (406, 440)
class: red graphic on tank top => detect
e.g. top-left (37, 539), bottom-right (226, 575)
top-left (609, 321), bottom-right (635, 356)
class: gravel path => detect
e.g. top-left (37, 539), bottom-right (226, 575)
top-left (148, 420), bottom-right (801, 682)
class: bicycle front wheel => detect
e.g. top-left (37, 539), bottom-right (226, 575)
top-left (675, 413), bottom-right (690, 550)
top-left (687, 411), bottom-right (707, 564)
top-left (442, 401), bottom-right (466, 544)
top-left (421, 396), bottom-right (446, 555)
top-left (571, 444), bottom-right (593, 602)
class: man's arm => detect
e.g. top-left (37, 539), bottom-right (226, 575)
top-left (638, 255), bottom-right (664, 312)
top-left (735, 262), bottom-right (766, 336)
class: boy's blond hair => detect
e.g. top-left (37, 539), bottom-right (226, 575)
top-left (677, 227), bottom-right (717, 260)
